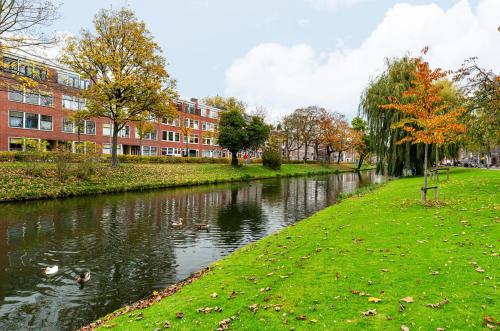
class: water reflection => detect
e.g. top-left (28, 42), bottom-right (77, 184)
top-left (0, 171), bottom-right (383, 330)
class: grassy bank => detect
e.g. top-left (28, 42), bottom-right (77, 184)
top-left (96, 169), bottom-right (499, 330)
top-left (0, 162), bottom-right (366, 202)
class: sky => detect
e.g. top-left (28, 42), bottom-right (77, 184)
top-left (51, 0), bottom-right (499, 121)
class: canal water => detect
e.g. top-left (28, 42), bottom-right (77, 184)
top-left (0, 171), bottom-right (383, 330)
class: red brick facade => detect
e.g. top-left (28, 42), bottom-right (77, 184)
top-left (0, 54), bottom-right (226, 158)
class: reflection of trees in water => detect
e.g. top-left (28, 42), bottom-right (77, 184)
top-left (216, 185), bottom-right (265, 244)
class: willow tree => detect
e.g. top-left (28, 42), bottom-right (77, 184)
top-left (359, 56), bottom-right (424, 176)
top-left (61, 8), bottom-right (177, 166)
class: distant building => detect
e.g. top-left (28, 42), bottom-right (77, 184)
top-left (0, 53), bottom-right (228, 158)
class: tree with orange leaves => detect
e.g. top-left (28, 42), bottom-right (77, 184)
top-left (381, 48), bottom-right (466, 202)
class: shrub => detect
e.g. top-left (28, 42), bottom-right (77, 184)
top-left (262, 136), bottom-right (282, 170)
top-left (55, 150), bottom-right (73, 182)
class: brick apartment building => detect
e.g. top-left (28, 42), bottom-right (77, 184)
top-left (0, 53), bottom-right (227, 158)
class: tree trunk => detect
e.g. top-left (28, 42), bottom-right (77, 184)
top-left (337, 151), bottom-right (341, 164)
top-left (111, 122), bottom-right (120, 167)
top-left (422, 143), bottom-right (428, 202)
top-left (303, 144), bottom-right (308, 163)
top-left (435, 144), bottom-right (439, 183)
top-left (231, 150), bottom-right (239, 166)
top-left (357, 153), bottom-right (366, 170)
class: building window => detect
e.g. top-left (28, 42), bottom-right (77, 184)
top-left (40, 93), bottom-right (53, 107)
top-left (8, 87), bottom-right (53, 107)
top-left (135, 129), bottom-right (157, 140)
top-left (40, 115), bottom-right (53, 131)
top-left (202, 150), bottom-right (212, 158)
top-left (184, 119), bottom-right (199, 130)
top-left (103, 123), bottom-right (112, 136)
top-left (62, 118), bottom-right (74, 133)
top-left (203, 136), bottom-right (214, 145)
top-left (118, 125), bottom-right (130, 138)
top-left (25, 91), bottom-right (39, 105)
top-left (25, 113), bottom-right (39, 129)
top-left (186, 104), bottom-right (196, 114)
top-left (162, 117), bottom-right (179, 126)
top-left (184, 134), bottom-right (199, 144)
top-left (161, 147), bottom-right (181, 156)
top-left (62, 94), bottom-right (85, 110)
top-left (102, 143), bottom-right (111, 155)
top-left (58, 71), bottom-right (90, 89)
top-left (9, 111), bottom-right (23, 128)
top-left (3, 57), bottom-right (18, 73)
top-left (8, 88), bottom-right (23, 102)
top-left (162, 131), bottom-right (180, 142)
top-left (85, 121), bottom-right (96, 135)
top-left (142, 146), bottom-right (157, 156)
top-left (9, 138), bottom-right (24, 151)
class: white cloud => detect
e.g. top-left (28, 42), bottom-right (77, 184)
top-left (305, 0), bottom-right (368, 11)
top-left (224, 0), bottom-right (500, 121)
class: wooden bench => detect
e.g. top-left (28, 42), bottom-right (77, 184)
top-left (428, 167), bottom-right (450, 182)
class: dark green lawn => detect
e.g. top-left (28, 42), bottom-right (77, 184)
top-left (0, 162), bottom-right (364, 202)
top-left (96, 168), bottom-right (499, 330)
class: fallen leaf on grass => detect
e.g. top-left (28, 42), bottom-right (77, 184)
top-left (362, 309), bottom-right (377, 316)
top-left (249, 304), bottom-right (258, 314)
top-left (211, 292), bottom-right (218, 298)
top-left (274, 305), bottom-right (282, 311)
top-left (368, 297), bottom-right (382, 303)
top-left (430, 271), bottom-right (440, 276)
top-left (400, 296), bottom-right (414, 303)
top-left (475, 267), bottom-right (485, 273)
top-left (436, 328), bottom-right (445, 331)
top-left (381, 269), bottom-right (389, 272)
top-left (163, 321), bottom-right (172, 329)
top-left (218, 316), bottom-right (237, 331)
top-left (426, 298), bottom-right (449, 309)
top-left (401, 325), bottom-right (410, 331)
top-left (296, 315), bottom-right (307, 321)
top-left (483, 315), bottom-right (500, 329)
top-left (310, 319), bottom-right (318, 323)
top-left (175, 312), bottom-right (184, 319)
top-left (229, 290), bottom-right (238, 299)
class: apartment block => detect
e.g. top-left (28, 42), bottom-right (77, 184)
top-left (0, 53), bottom-right (227, 158)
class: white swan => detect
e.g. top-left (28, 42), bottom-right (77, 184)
top-left (44, 265), bottom-right (59, 275)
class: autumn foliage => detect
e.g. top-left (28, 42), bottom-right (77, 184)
top-left (381, 49), bottom-right (466, 201)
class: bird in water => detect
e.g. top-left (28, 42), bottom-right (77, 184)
top-left (197, 223), bottom-right (209, 231)
top-left (76, 272), bottom-right (91, 284)
top-left (171, 218), bottom-right (183, 227)
top-left (44, 265), bottom-right (59, 275)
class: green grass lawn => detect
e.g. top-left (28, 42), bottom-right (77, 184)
top-left (96, 169), bottom-right (499, 330)
top-left (0, 162), bottom-right (365, 202)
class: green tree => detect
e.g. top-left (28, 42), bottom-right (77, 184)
top-left (218, 110), bottom-right (248, 166)
top-left (202, 95), bottom-right (246, 113)
top-left (351, 116), bottom-right (372, 170)
top-left (218, 110), bottom-right (270, 166)
top-left (60, 8), bottom-right (177, 166)
top-left (246, 116), bottom-right (270, 151)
